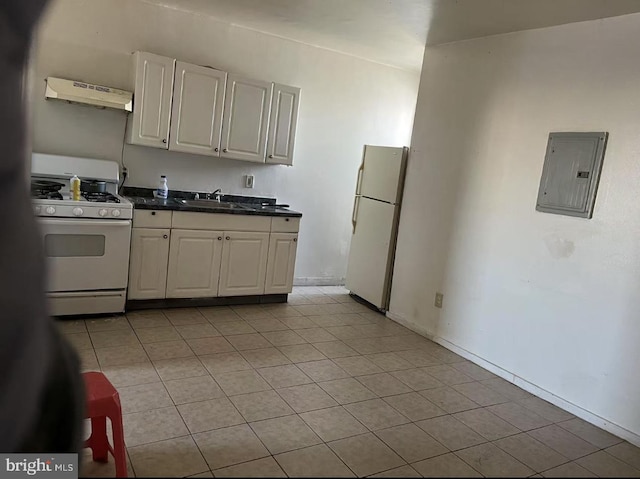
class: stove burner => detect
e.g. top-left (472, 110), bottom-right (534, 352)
top-left (31, 180), bottom-right (65, 199)
top-left (32, 191), bottom-right (63, 200)
top-left (82, 192), bottom-right (121, 203)
top-left (31, 179), bottom-right (64, 193)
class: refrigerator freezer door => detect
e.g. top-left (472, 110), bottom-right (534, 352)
top-left (345, 197), bottom-right (398, 309)
top-left (358, 146), bottom-right (407, 204)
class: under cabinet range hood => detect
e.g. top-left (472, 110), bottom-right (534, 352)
top-left (45, 77), bottom-right (133, 112)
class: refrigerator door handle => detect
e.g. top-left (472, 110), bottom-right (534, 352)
top-left (351, 196), bottom-right (360, 234)
top-left (355, 161), bottom-right (365, 195)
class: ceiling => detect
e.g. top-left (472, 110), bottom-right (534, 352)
top-left (141, 0), bottom-right (640, 71)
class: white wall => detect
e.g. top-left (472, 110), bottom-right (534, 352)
top-left (390, 13), bottom-right (640, 441)
top-left (33, 0), bottom-right (419, 285)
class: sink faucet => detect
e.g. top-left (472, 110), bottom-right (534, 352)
top-left (206, 189), bottom-right (222, 201)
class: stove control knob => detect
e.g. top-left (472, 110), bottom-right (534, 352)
top-left (111, 209), bottom-right (121, 217)
top-left (33, 206), bottom-right (41, 215)
top-left (98, 209), bottom-right (108, 217)
top-left (45, 206), bottom-right (56, 215)
top-left (72, 207), bottom-right (84, 217)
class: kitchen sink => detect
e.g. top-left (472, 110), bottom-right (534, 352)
top-left (177, 199), bottom-right (249, 210)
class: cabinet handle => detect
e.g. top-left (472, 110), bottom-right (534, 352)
top-left (214, 147), bottom-right (219, 152)
top-left (293, 237), bottom-right (297, 242)
top-left (162, 139), bottom-right (167, 144)
top-left (226, 236), bottom-right (230, 240)
top-left (163, 234), bottom-right (168, 239)
top-left (218, 236), bottom-right (222, 240)
top-left (223, 148), bottom-right (228, 153)
top-left (285, 218), bottom-right (289, 222)
top-left (269, 154), bottom-right (274, 158)
top-left (151, 211), bottom-right (156, 216)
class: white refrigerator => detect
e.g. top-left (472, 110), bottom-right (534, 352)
top-left (345, 145), bottom-right (408, 311)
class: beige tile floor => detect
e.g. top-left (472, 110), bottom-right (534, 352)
top-left (57, 286), bottom-right (640, 478)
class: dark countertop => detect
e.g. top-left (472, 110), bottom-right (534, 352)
top-left (123, 187), bottom-right (302, 218)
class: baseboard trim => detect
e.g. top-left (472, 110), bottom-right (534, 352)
top-left (385, 310), bottom-right (435, 339)
top-left (385, 311), bottom-right (640, 447)
top-left (293, 277), bottom-right (345, 286)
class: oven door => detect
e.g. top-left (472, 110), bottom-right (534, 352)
top-left (38, 218), bottom-right (132, 292)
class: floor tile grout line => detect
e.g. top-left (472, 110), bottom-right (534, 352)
top-left (576, 449), bottom-right (640, 475)
top-left (324, 432), bottom-right (405, 478)
top-left (112, 359), bottom-right (622, 466)
top-left (598, 445), bottom-right (640, 471)
top-left (456, 427), bottom-right (615, 476)
top-left (533, 456), bottom-right (585, 476)
top-left (124, 431), bottom-right (193, 451)
top-left (448, 447), bottom-right (490, 477)
top-left (489, 433), bottom-right (574, 474)
top-left (371, 424), bottom-right (446, 466)
top-left (68, 291), bottom-right (637, 478)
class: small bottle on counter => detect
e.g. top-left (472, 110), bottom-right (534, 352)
top-left (155, 175), bottom-right (169, 199)
top-left (70, 175), bottom-right (81, 201)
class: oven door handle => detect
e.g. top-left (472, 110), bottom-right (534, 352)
top-left (38, 219), bottom-right (131, 227)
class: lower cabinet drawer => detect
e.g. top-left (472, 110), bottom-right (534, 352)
top-left (172, 211), bottom-right (271, 232)
top-left (132, 210), bottom-right (173, 228)
top-left (271, 216), bottom-right (300, 233)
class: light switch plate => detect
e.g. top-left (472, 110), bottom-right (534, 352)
top-left (245, 175), bottom-right (255, 188)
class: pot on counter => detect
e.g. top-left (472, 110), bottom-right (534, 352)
top-left (81, 180), bottom-right (107, 193)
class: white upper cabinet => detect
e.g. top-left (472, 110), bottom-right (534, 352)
top-left (128, 52), bottom-right (175, 149)
top-left (129, 52), bottom-right (301, 165)
top-left (220, 75), bottom-right (273, 163)
top-left (266, 84), bottom-right (300, 166)
top-left (169, 62), bottom-right (226, 156)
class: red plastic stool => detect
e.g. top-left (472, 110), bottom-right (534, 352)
top-left (82, 372), bottom-right (127, 477)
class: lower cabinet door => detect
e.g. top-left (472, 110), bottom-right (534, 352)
top-left (264, 233), bottom-right (298, 294)
top-left (166, 229), bottom-right (224, 298)
top-left (218, 231), bottom-right (270, 296)
top-left (128, 228), bottom-right (171, 300)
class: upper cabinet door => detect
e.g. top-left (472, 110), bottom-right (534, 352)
top-left (128, 52), bottom-right (175, 149)
top-left (169, 62), bottom-right (227, 156)
top-left (266, 84), bottom-right (300, 166)
top-left (220, 75), bottom-right (273, 163)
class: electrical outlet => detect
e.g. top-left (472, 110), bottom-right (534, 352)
top-left (245, 175), bottom-right (255, 188)
top-left (434, 292), bottom-right (444, 309)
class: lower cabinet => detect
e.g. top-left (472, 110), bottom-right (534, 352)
top-left (128, 228), bottom-right (171, 300)
top-left (166, 229), bottom-right (224, 298)
top-left (265, 233), bottom-right (298, 294)
top-left (218, 232), bottom-right (270, 297)
top-left (128, 212), bottom-right (299, 300)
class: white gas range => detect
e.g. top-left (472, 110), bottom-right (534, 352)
top-left (31, 153), bottom-right (133, 316)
